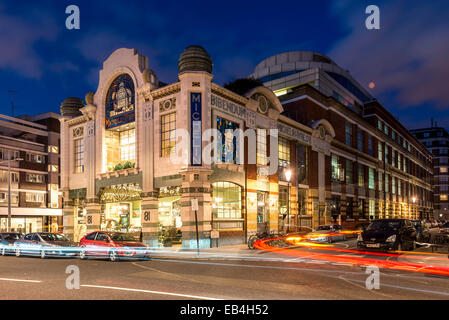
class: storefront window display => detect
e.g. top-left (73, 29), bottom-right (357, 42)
top-left (102, 200), bottom-right (141, 234)
top-left (0, 217), bottom-right (43, 233)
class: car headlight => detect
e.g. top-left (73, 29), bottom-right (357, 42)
top-left (386, 235), bottom-right (396, 243)
top-left (357, 234), bottom-right (362, 241)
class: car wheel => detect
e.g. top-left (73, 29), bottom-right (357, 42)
top-left (15, 248), bottom-right (21, 257)
top-left (79, 247), bottom-right (87, 260)
top-left (40, 249), bottom-right (46, 259)
top-left (109, 250), bottom-right (118, 262)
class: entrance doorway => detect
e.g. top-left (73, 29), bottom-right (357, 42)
top-left (158, 196), bottom-right (182, 247)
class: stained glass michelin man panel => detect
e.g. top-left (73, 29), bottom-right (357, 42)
top-left (216, 116), bottom-right (239, 164)
top-left (105, 74), bottom-right (135, 129)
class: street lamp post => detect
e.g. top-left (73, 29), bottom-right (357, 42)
top-left (1, 151), bottom-right (23, 232)
top-left (285, 169), bottom-right (292, 234)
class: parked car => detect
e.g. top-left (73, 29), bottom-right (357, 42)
top-left (357, 219), bottom-right (417, 251)
top-left (439, 222), bottom-right (449, 235)
top-left (411, 220), bottom-right (431, 243)
top-left (0, 233), bottom-right (23, 255)
top-left (355, 222), bottom-right (371, 231)
top-left (307, 224), bottom-right (346, 243)
top-left (14, 233), bottom-right (79, 258)
top-left (79, 231), bottom-right (150, 261)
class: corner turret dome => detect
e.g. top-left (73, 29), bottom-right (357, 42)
top-left (178, 45), bottom-right (213, 75)
top-left (60, 97), bottom-right (84, 117)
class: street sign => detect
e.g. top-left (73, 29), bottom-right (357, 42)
top-left (211, 230), bottom-right (219, 239)
top-left (191, 198), bottom-right (198, 211)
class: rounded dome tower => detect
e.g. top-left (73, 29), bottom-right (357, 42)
top-left (178, 45), bottom-right (213, 75)
top-left (60, 97), bottom-right (84, 117)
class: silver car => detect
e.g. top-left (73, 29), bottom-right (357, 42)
top-left (14, 232), bottom-right (79, 258)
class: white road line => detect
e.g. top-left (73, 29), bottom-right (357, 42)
top-left (81, 284), bottom-right (223, 300)
top-left (0, 278), bottom-right (41, 283)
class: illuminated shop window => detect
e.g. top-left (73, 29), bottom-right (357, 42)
top-left (26, 173), bottom-right (44, 183)
top-left (26, 153), bottom-right (45, 163)
top-left (0, 192), bottom-right (18, 204)
top-left (212, 182), bottom-right (242, 220)
top-left (358, 164), bottom-right (364, 187)
top-left (278, 137), bottom-right (290, 169)
top-left (257, 129), bottom-right (267, 166)
top-left (26, 193), bottom-right (45, 203)
top-left (74, 138), bottom-right (84, 173)
top-left (216, 116), bottom-right (239, 164)
top-left (0, 171), bottom-right (18, 183)
top-left (378, 172), bottom-right (383, 191)
top-left (368, 168), bottom-right (375, 189)
top-left (441, 195), bottom-right (448, 201)
top-left (346, 160), bottom-right (353, 184)
top-left (119, 128), bottom-right (136, 162)
top-left (161, 113), bottom-right (176, 157)
top-left (48, 146), bottom-right (59, 153)
top-left (378, 142), bottom-right (383, 161)
top-left (331, 154), bottom-right (344, 182)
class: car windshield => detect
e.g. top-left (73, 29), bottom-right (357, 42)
top-left (3, 233), bottom-right (21, 240)
top-left (109, 233), bottom-right (137, 241)
top-left (39, 233), bottom-right (69, 242)
top-left (367, 221), bottom-right (401, 231)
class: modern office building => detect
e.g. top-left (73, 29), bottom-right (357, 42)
top-left (410, 124), bottom-right (449, 219)
top-left (251, 51), bottom-right (434, 227)
top-left (0, 112), bottom-right (62, 233)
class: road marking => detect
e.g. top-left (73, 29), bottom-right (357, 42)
top-left (339, 277), bottom-right (449, 297)
top-left (0, 278), bottom-right (41, 283)
top-left (81, 284), bottom-right (222, 300)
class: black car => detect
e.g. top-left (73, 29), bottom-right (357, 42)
top-left (357, 219), bottom-right (417, 251)
top-left (0, 233), bottom-right (23, 255)
top-left (411, 220), bottom-right (431, 243)
top-left (14, 233), bottom-right (79, 258)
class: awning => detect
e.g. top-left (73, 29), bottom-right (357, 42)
top-left (0, 207), bottom-right (62, 217)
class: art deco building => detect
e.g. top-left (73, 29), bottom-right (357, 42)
top-left (60, 47), bottom-right (433, 248)
top-left (411, 125), bottom-right (449, 219)
top-left (0, 112), bottom-right (62, 233)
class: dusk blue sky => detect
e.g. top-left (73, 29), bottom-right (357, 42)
top-left (0, 0), bottom-right (448, 130)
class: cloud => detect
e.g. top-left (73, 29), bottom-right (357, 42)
top-left (0, 7), bottom-right (59, 78)
top-left (328, 0), bottom-right (449, 109)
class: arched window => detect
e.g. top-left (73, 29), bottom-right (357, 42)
top-left (212, 182), bottom-right (242, 220)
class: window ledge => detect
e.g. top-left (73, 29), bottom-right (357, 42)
top-left (98, 168), bottom-right (139, 180)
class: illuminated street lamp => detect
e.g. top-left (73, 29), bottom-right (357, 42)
top-left (285, 169), bottom-right (292, 233)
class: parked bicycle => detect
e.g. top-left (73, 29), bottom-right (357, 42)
top-left (247, 231), bottom-right (285, 250)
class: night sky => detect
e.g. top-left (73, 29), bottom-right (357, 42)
top-left (0, 0), bottom-right (448, 130)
